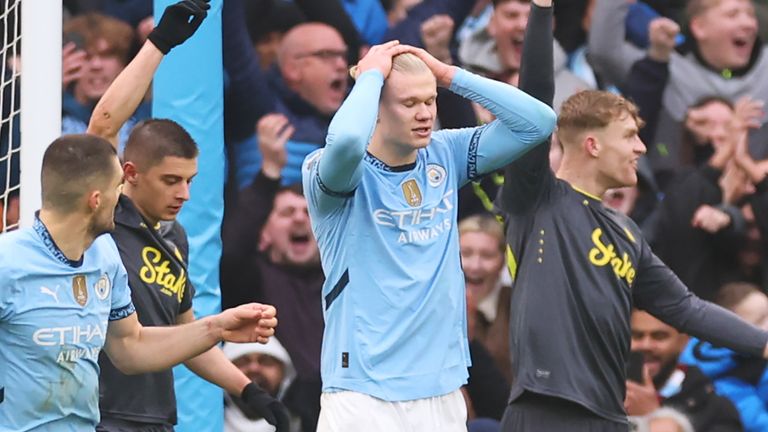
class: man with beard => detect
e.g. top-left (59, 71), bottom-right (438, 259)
top-left (0, 134), bottom-right (277, 432)
top-left (221, 113), bottom-right (324, 432)
top-left (627, 309), bottom-right (742, 432)
top-left (223, 339), bottom-right (300, 431)
top-left (85, 1), bottom-right (289, 431)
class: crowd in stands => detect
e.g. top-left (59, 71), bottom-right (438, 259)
top-left (1, 0), bottom-right (767, 430)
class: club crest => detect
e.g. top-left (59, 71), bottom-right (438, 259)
top-left (94, 274), bottom-right (111, 301)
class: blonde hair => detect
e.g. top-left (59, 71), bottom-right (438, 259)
top-left (349, 52), bottom-right (431, 80)
top-left (557, 90), bottom-right (644, 147)
top-left (458, 214), bottom-right (505, 253)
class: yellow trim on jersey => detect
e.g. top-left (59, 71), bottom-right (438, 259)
top-left (506, 244), bottom-right (518, 281)
top-left (570, 185), bottom-right (602, 201)
top-left (623, 227), bottom-right (637, 244)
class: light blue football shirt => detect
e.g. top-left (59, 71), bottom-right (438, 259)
top-left (302, 68), bottom-right (556, 401)
top-left (0, 217), bottom-right (134, 431)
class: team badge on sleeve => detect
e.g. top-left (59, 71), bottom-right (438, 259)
top-left (94, 274), bottom-right (111, 301)
top-left (426, 164), bottom-right (446, 187)
top-left (401, 179), bottom-right (422, 207)
top-left (72, 275), bottom-right (88, 306)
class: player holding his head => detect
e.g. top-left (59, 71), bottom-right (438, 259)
top-left (302, 40), bottom-right (555, 430)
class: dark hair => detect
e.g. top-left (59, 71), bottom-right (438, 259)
top-left (492, 0), bottom-right (531, 7)
top-left (277, 182), bottom-right (304, 197)
top-left (41, 134), bottom-right (118, 213)
top-left (123, 119), bottom-right (199, 171)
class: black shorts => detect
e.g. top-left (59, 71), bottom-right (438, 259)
top-left (500, 392), bottom-right (629, 432)
top-left (96, 417), bottom-right (174, 432)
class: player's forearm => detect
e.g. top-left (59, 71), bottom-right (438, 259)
top-left (185, 346), bottom-right (251, 395)
top-left (107, 316), bottom-right (223, 374)
top-left (668, 297), bottom-right (768, 358)
top-left (450, 69), bottom-right (556, 143)
top-left (318, 70), bottom-right (384, 192)
top-left (87, 42), bottom-right (164, 148)
top-left (450, 68), bottom-right (556, 173)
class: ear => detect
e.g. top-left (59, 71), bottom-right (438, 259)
top-left (487, 13), bottom-right (498, 38)
top-left (584, 136), bottom-right (600, 158)
top-left (689, 16), bottom-right (706, 41)
top-left (258, 229), bottom-right (272, 253)
top-left (87, 190), bottom-right (102, 212)
top-left (282, 61), bottom-right (302, 84)
top-left (123, 161), bottom-right (139, 185)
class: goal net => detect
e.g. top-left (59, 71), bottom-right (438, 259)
top-left (0, 0), bottom-right (20, 232)
top-left (0, 1), bottom-right (62, 233)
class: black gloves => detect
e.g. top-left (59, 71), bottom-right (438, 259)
top-left (148, 0), bottom-right (211, 55)
top-left (241, 382), bottom-right (291, 431)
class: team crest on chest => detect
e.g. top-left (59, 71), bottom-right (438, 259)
top-left (72, 275), bottom-right (88, 307)
top-left (426, 164), bottom-right (446, 187)
top-left (94, 273), bottom-right (111, 301)
top-left (401, 179), bottom-right (422, 207)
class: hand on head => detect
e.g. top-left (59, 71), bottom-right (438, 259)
top-left (351, 41), bottom-right (456, 87)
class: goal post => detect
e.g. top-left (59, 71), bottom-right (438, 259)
top-left (19, 0), bottom-right (62, 228)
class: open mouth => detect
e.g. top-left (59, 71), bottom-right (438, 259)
top-left (329, 77), bottom-right (346, 93)
top-left (465, 276), bottom-right (484, 285)
top-left (412, 126), bottom-right (431, 137)
top-left (290, 233), bottom-right (311, 246)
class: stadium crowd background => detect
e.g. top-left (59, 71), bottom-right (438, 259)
top-left (1, 0), bottom-right (768, 431)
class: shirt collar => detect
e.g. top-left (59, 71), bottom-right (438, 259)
top-left (33, 211), bottom-right (83, 268)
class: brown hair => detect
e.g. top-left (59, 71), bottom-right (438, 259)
top-left (63, 13), bottom-right (134, 64)
top-left (42, 134), bottom-right (119, 213)
top-left (716, 281), bottom-right (762, 311)
top-left (124, 119), bottom-right (199, 171)
top-left (557, 90), bottom-right (644, 146)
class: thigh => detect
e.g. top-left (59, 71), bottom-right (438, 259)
top-left (317, 391), bottom-right (405, 432)
top-left (408, 389), bottom-right (467, 432)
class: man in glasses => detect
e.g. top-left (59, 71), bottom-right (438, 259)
top-left (230, 22), bottom-right (350, 189)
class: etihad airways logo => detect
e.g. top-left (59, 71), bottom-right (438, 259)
top-left (140, 246), bottom-right (187, 302)
top-left (373, 189), bottom-right (454, 244)
top-left (588, 228), bottom-right (636, 286)
top-left (373, 189), bottom-right (454, 229)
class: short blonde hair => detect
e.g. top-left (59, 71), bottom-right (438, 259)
top-left (557, 90), bottom-right (644, 147)
top-left (458, 214), bottom-right (505, 253)
top-left (349, 52), bottom-right (431, 80)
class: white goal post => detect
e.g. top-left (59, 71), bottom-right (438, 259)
top-left (19, 0), bottom-right (62, 228)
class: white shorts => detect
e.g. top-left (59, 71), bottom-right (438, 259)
top-left (316, 389), bottom-right (467, 432)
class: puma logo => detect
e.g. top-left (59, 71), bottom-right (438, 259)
top-left (40, 286), bottom-right (60, 303)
